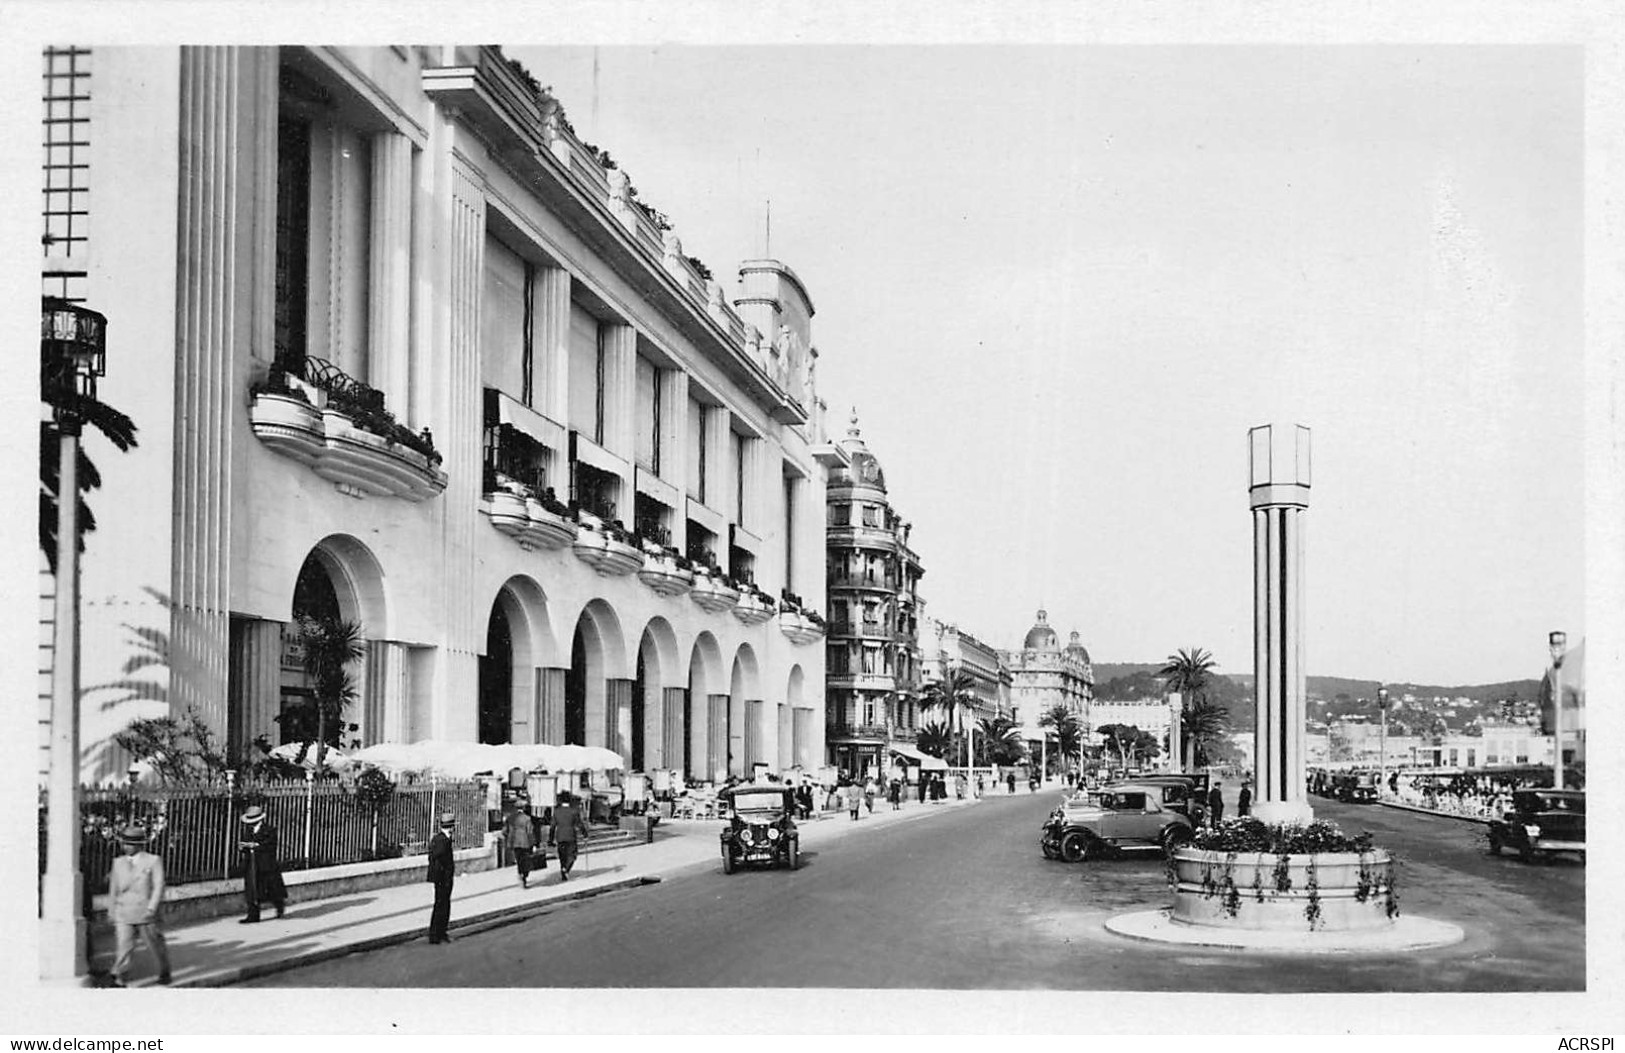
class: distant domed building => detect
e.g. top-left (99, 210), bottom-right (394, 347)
top-left (1002, 609), bottom-right (1094, 763)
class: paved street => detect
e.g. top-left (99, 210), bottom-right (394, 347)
top-left (247, 791), bottom-right (1583, 991)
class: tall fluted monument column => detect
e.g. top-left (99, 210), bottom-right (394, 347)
top-left (1248, 423), bottom-right (1313, 825)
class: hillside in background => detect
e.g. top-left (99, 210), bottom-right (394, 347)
top-left (1093, 662), bottom-right (1543, 736)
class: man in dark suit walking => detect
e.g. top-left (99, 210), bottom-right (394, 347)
top-left (426, 811), bottom-right (457, 944)
top-left (237, 806), bottom-right (286, 923)
top-left (550, 792), bottom-right (589, 881)
top-left (1208, 782), bottom-right (1225, 827)
top-left (1237, 780), bottom-right (1253, 817)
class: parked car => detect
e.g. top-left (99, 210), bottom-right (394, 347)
top-left (1335, 771), bottom-right (1380, 804)
top-left (1106, 775), bottom-right (1208, 825)
top-left (1488, 789), bottom-right (1585, 863)
top-left (1041, 784), bottom-right (1194, 863)
top-left (719, 784), bottom-right (800, 873)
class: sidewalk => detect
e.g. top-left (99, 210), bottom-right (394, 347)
top-left (92, 792), bottom-right (982, 988)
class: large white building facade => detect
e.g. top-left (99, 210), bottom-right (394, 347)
top-left (822, 415), bottom-right (923, 776)
top-left (42, 45), bottom-right (833, 784)
top-left (1003, 609), bottom-right (1094, 746)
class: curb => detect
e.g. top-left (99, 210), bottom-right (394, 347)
top-left (176, 875), bottom-right (659, 988)
top-left (1378, 799), bottom-right (1492, 826)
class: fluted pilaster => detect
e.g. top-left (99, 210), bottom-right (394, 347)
top-left (539, 667), bottom-right (566, 744)
top-left (369, 131), bottom-right (413, 411)
top-left (227, 617), bottom-right (281, 760)
top-left (602, 322), bottom-right (637, 513)
top-left (174, 46), bottom-right (263, 738)
top-left (606, 678), bottom-right (633, 761)
top-left (535, 265), bottom-right (571, 483)
top-left (707, 693), bottom-right (729, 783)
top-left (662, 687), bottom-right (686, 773)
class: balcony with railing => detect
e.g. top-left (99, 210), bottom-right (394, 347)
top-left (249, 358), bottom-right (446, 501)
top-left (421, 47), bottom-right (805, 425)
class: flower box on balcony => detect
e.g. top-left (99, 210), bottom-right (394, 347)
top-left (732, 590), bottom-right (776, 626)
top-left (249, 391), bottom-right (324, 464)
top-left (689, 572), bottom-right (741, 614)
top-left (520, 497), bottom-right (577, 549)
top-left (778, 609), bottom-right (825, 645)
top-left (637, 552), bottom-right (695, 597)
top-left (572, 519), bottom-right (642, 576)
top-left (486, 488), bottom-right (529, 537)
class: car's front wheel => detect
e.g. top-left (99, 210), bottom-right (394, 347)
top-left (787, 839), bottom-right (800, 870)
top-left (722, 847), bottom-right (735, 874)
top-left (1160, 826), bottom-right (1193, 856)
top-left (1059, 832), bottom-right (1091, 863)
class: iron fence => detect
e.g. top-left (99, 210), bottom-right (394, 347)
top-left (66, 777), bottom-right (488, 896)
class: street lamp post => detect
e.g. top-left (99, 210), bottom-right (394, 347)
top-left (41, 297), bottom-right (108, 984)
top-left (1549, 630), bottom-right (1567, 790)
top-left (1376, 686), bottom-right (1390, 796)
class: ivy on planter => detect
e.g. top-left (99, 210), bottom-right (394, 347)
top-left (1304, 858), bottom-right (1322, 930)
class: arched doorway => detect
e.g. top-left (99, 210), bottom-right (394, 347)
top-left (631, 650), bottom-right (647, 770)
top-left (478, 601), bottom-right (513, 744)
top-left (566, 628), bottom-right (589, 745)
top-left (280, 554), bottom-right (346, 745)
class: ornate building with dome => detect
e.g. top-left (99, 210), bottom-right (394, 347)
top-left (823, 412), bottom-right (925, 776)
top-left (1003, 609), bottom-right (1095, 758)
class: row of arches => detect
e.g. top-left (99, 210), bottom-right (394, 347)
top-left (267, 534), bottom-right (812, 780)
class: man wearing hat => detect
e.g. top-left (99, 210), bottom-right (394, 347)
top-left (425, 811), bottom-right (457, 944)
top-left (549, 792), bottom-right (589, 882)
top-left (238, 805), bottom-right (286, 923)
top-left (107, 824), bottom-right (171, 986)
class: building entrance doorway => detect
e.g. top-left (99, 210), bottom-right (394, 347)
top-left (565, 628), bottom-right (587, 745)
top-left (479, 602), bottom-right (513, 744)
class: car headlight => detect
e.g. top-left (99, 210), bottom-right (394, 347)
top-left (741, 828), bottom-right (754, 844)
top-left (1524, 824), bottom-right (1541, 839)
top-left (767, 827), bottom-right (781, 840)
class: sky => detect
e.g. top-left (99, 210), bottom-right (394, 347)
top-left (509, 44), bottom-right (1585, 687)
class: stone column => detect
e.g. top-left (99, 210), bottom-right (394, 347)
top-left (606, 678), bottom-right (634, 761)
top-left (729, 693), bottom-right (748, 777)
top-left (1166, 691), bottom-right (1183, 773)
top-left (535, 265), bottom-right (571, 484)
top-left (777, 703), bottom-right (793, 770)
top-left (365, 639), bottom-right (413, 746)
top-left (663, 370), bottom-right (689, 550)
top-left (227, 617), bottom-right (282, 760)
top-left (1248, 423), bottom-right (1312, 825)
top-left (688, 687), bottom-right (708, 781)
top-left (600, 322), bottom-right (637, 517)
top-left (368, 131), bottom-right (413, 412)
top-left (641, 680), bottom-right (663, 769)
top-left (703, 404), bottom-right (730, 515)
top-left (538, 667), bottom-right (566, 744)
top-left (509, 662), bottom-right (538, 745)
top-left (707, 694), bottom-right (730, 782)
top-left (662, 687), bottom-right (686, 772)
top-left (793, 708), bottom-right (812, 769)
top-left (173, 46), bottom-right (268, 743)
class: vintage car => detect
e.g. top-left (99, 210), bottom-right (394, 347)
top-left (1106, 774), bottom-right (1208, 826)
top-left (1335, 771), bottom-right (1380, 804)
top-left (1488, 789), bottom-right (1586, 862)
top-left (719, 784), bottom-right (800, 873)
top-left (1041, 784), bottom-right (1195, 862)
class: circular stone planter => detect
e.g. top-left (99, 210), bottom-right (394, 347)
top-left (1170, 848), bottom-right (1396, 932)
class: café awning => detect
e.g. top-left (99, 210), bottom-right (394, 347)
top-left (888, 743), bottom-right (948, 770)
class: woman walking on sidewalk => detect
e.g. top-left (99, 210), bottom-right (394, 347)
top-left (863, 776), bottom-right (877, 814)
top-left (888, 778), bottom-right (903, 811)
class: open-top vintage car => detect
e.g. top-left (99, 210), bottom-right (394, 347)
top-left (720, 784), bottom-right (800, 873)
top-left (1488, 789), bottom-right (1585, 863)
top-left (1041, 784), bottom-right (1194, 862)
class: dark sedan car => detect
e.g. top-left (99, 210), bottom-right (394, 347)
top-left (1488, 789), bottom-right (1585, 862)
top-left (719, 785), bottom-right (800, 872)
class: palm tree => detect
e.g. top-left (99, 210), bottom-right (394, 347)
top-left (40, 341), bottom-right (139, 574)
top-left (1159, 646), bottom-right (1217, 703)
top-left (919, 663), bottom-right (980, 766)
top-left (293, 613), bottom-right (365, 771)
top-left (1038, 704), bottom-right (1083, 774)
top-left (975, 715), bottom-right (1025, 767)
top-left (915, 720), bottom-right (954, 760)
top-left (1180, 698), bottom-right (1231, 768)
